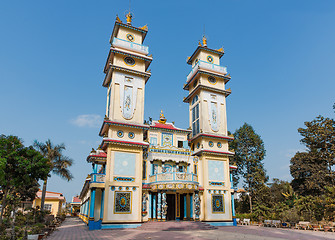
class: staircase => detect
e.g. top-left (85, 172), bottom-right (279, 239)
top-left (137, 221), bottom-right (218, 231)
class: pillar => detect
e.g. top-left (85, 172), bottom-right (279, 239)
top-left (153, 194), bottom-right (156, 219)
top-left (100, 189), bottom-right (105, 220)
top-left (190, 193), bottom-right (193, 220)
top-left (148, 193), bottom-right (152, 220)
top-left (88, 188), bottom-right (101, 230)
top-left (184, 195), bottom-right (187, 220)
top-left (157, 192), bottom-right (162, 220)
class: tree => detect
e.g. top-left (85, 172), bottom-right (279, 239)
top-left (33, 140), bottom-right (73, 210)
top-left (0, 135), bottom-right (50, 224)
top-left (230, 123), bottom-right (268, 212)
top-left (290, 116), bottom-right (335, 196)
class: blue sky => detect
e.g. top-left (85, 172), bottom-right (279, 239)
top-left (1, 0), bottom-right (334, 201)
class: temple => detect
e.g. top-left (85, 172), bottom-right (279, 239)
top-left (78, 12), bottom-right (237, 230)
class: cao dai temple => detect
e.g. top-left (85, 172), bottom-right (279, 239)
top-left (79, 12), bottom-right (237, 230)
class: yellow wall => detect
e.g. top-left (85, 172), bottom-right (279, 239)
top-left (33, 199), bottom-right (64, 216)
top-left (116, 26), bottom-right (143, 45)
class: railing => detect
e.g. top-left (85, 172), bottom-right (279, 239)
top-left (187, 60), bottom-right (227, 82)
top-left (112, 37), bottom-right (149, 55)
top-left (149, 172), bottom-right (198, 183)
top-left (90, 173), bottom-right (105, 183)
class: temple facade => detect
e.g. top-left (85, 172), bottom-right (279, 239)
top-left (79, 13), bottom-right (237, 230)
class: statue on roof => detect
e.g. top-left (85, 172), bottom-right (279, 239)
top-left (202, 35), bottom-right (207, 47)
top-left (126, 12), bottom-right (133, 25)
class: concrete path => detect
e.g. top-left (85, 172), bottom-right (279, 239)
top-left (47, 217), bottom-right (335, 240)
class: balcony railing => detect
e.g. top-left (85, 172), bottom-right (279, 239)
top-left (90, 173), bottom-right (105, 183)
top-left (149, 172), bottom-right (198, 183)
top-left (187, 60), bottom-right (227, 82)
top-left (112, 37), bottom-right (149, 55)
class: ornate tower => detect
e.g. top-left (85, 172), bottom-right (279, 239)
top-left (183, 36), bottom-right (235, 222)
top-left (96, 13), bottom-right (152, 227)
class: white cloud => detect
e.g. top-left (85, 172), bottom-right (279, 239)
top-left (70, 114), bottom-right (102, 128)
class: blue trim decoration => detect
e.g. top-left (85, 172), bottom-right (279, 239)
top-left (88, 219), bottom-right (102, 230)
top-left (207, 222), bottom-right (234, 227)
top-left (209, 181), bottom-right (224, 186)
top-left (101, 223), bottom-right (142, 229)
top-left (114, 176), bottom-right (135, 182)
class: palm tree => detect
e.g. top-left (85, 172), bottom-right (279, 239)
top-left (33, 139), bottom-right (73, 210)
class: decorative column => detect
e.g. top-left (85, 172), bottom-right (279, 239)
top-left (157, 192), bottom-right (162, 220)
top-left (153, 194), bottom-right (156, 219)
top-left (148, 193), bottom-right (152, 220)
top-left (100, 189), bottom-right (105, 220)
top-left (194, 192), bottom-right (200, 220)
top-left (162, 192), bottom-right (167, 221)
top-left (88, 188), bottom-right (101, 230)
top-left (231, 192), bottom-right (236, 226)
top-left (184, 195), bottom-right (187, 220)
top-left (190, 193), bottom-right (193, 220)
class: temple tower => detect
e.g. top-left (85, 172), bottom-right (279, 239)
top-left (183, 36), bottom-right (235, 222)
top-left (83, 13), bottom-right (152, 229)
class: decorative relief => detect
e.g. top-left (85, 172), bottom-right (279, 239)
top-left (210, 102), bottom-right (218, 131)
top-left (212, 194), bottom-right (224, 213)
top-left (208, 160), bottom-right (225, 182)
top-left (114, 176), bottom-right (135, 182)
top-left (142, 193), bottom-right (148, 216)
top-left (114, 72), bottom-right (142, 121)
top-left (114, 191), bottom-right (131, 213)
top-left (162, 132), bottom-right (173, 147)
top-left (123, 86), bottom-right (133, 119)
top-left (194, 193), bottom-right (201, 219)
top-left (162, 192), bottom-right (167, 220)
top-left (203, 91), bottom-right (225, 132)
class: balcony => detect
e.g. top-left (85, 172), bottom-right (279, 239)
top-left (149, 172), bottom-right (198, 183)
top-left (90, 173), bottom-right (105, 183)
top-left (187, 60), bottom-right (227, 82)
top-left (112, 37), bottom-right (149, 55)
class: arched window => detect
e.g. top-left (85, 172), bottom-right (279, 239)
top-left (191, 95), bottom-right (200, 136)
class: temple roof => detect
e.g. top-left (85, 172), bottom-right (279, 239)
top-left (150, 121), bottom-right (191, 133)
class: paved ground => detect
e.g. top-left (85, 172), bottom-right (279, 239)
top-left (47, 217), bottom-right (335, 240)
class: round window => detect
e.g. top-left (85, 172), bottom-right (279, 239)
top-left (207, 55), bottom-right (213, 63)
top-left (208, 76), bottom-right (217, 84)
top-left (128, 132), bottom-right (135, 139)
top-left (117, 130), bottom-right (124, 138)
top-left (126, 34), bottom-right (134, 42)
top-left (217, 142), bottom-right (222, 148)
top-left (124, 57), bottom-right (135, 66)
top-left (209, 141), bottom-right (214, 147)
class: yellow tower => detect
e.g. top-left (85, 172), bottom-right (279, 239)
top-left (183, 36), bottom-right (235, 222)
top-left (96, 13), bottom-right (152, 227)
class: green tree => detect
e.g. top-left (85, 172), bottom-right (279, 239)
top-left (290, 116), bottom-right (335, 196)
top-left (0, 135), bottom-right (50, 224)
top-left (33, 140), bottom-right (73, 210)
top-left (230, 123), bottom-right (268, 212)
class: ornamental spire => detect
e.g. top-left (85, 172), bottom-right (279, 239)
top-left (158, 110), bottom-right (167, 124)
top-left (202, 35), bottom-right (207, 47)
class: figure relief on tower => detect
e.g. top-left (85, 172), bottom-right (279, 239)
top-left (113, 73), bottom-right (142, 120)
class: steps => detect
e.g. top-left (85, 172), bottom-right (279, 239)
top-left (137, 221), bottom-right (218, 231)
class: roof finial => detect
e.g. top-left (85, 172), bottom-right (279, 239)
top-left (202, 35), bottom-right (207, 47)
top-left (126, 12), bottom-right (133, 25)
top-left (158, 110), bottom-right (167, 124)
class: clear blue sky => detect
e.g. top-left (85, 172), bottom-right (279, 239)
top-left (1, 0), bottom-right (334, 201)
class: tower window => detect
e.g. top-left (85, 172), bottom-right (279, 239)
top-left (124, 57), bottom-right (135, 66)
top-left (192, 103), bottom-right (200, 136)
top-left (178, 140), bottom-right (183, 148)
top-left (126, 33), bottom-right (134, 42)
top-left (208, 76), bottom-right (217, 84)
